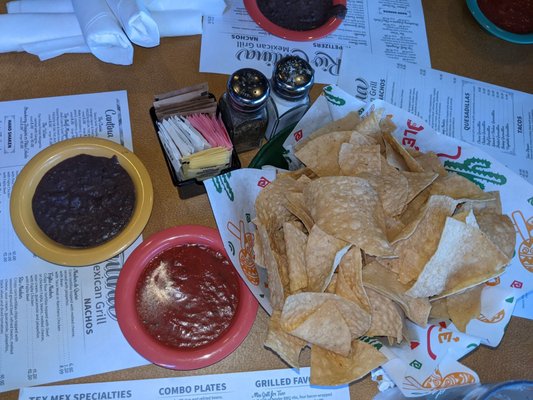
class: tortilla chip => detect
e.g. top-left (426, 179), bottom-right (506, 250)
top-left (384, 138), bottom-right (409, 171)
top-left (255, 176), bottom-right (305, 290)
top-left (393, 195), bottom-right (459, 285)
top-left (339, 144), bottom-right (382, 176)
top-left (402, 171), bottom-right (439, 204)
top-left (280, 292), bottom-right (371, 339)
top-left (407, 217), bottom-right (511, 298)
top-left (382, 131), bottom-right (424, 172)
top-left (349, 130), bottom-right (380, 146)
top-left (295, 131), bottom-right (353, 176)
top-left (429, 298), bottom-right (450, 319)
top-left (413, 151), bottom-right (448, 177)
top-left (445, 285), bottom-right (483, 332)
top-left (310, 339), bottom-right (387, 386)
top-left (255, 223), bottom-right (285, 311)
top-left (363, 261), bottom-right (431, 326)
top-left (290, 300), bottom-right (352, 356)
top-left (284, 222), bottom-right (309, 293)
top-left (355, 110), bottom-right (382, 138)
top-left (474, 211), bottom-right (516, 259)
top-left (285, 192), bottom-right (314, 233)
top-left (366, 287), bottom-right (404, 343)
top-left (335, 247), bottom-right (371, 313)
top-left (377, 158), bottom-right (410, 217)
top-left (304, 176), bottom-right (394, 257)
top-left (264, 311), bottom-right (307, 368)
top-left (429, 173), bottom-right (493, 200)
top-left (325, 273), bottom-right (338, 293)
top-left (294, 111), bottom-right (361, 152)
top-left (305, 225), bottom-right (347, 292)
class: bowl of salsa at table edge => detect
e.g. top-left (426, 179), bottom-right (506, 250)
top-left (466, 0), bottom-right (533, 44)
top-left (243, 0), bottom-right (347, 41)
top-left (115, 225), bottom-right (259, 370)
top-left (9, 137), bottom-right (153, 267)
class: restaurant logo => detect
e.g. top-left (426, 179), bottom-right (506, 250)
top-left (443, 157), bottom-right (507, 189)
top-left (353, 78), bottom-right (369, 101)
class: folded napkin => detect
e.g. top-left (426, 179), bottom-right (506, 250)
top-left (0, 13), bottom-right (82, 53)
top-left (23, 36), bottom-right (90, 61)
top-left (152, 10), bottom-right (202, 37)
top-left (143, 0), bottom-right (227, 15)
top-left (7, 0), bottom-right (227, 16)
top-left (6, 0), bottom-right (73, 13)
top-left (71, 0), bottom-right (134, 65)
top-left (106, 0), bottom-right (160, 47)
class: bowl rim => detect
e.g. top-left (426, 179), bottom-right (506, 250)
top-left (115, 224), bottom-right (259, 370)
top-left (466, 0), bottom-right (533, 44)
top-left (9, 137), bottom-right (154, 267)
top-left (243, 0), bottom-right (347, 42)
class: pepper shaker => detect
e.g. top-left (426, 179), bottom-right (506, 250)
top-left (218, 68), bottom-right (271, 153)
top-left (265, 56), bottom-right (314, 140)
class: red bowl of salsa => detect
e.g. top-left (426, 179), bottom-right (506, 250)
top-left (244, 0), bottom-right (347, 41)
top-left (116, 225), bottom-right (258, 370)
top-left (466, 0), bottom-right (533, 44)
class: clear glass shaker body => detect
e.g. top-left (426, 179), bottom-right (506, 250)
top-left (218, 68), bottom-right (270, 153)
top-left (265, 56), bottom-right (314, 140)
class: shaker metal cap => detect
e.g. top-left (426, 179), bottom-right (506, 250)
top-left (272, 56), bottom-right (314, 100)
top-left (227, 68), bottom-right (270, 111)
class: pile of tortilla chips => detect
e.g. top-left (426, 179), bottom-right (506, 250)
top-left (253, 110), bottom-right (516, 386)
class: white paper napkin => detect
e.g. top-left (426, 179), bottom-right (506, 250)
top-left (0, 13), bottom-right (82, 53)
top-left (106, 0), bottom-right (160, 47)
top-left (23, 36), bottom-right (90, 61)
top-left (71, 0), bottom-right (134, 65)
top-left (6, 0), bottom-right (73, 13)
top-left (152, 10), bottom-right (202, 37)
top-left (143, 0), bottom-right (227, 15)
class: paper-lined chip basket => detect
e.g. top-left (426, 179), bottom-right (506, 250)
top-left (205, 85), bottom-right (532, 397)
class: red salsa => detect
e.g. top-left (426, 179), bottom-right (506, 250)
top-left (477, 0), bottom-right (533, 34)
top-left (135, 244), bottom-right (240, 349)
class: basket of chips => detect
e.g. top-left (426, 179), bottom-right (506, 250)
top-left (205, 86), bottom-right (532, 397)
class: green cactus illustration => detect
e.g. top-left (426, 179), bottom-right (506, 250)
top-left (212, 172), bottom-right (234, 201)
top-left (443, 157), bottom-right (507, 189)
top-left (323, 85), bottom-right (346, 107)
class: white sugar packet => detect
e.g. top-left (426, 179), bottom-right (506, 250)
top-left (71, 0), bottom-right (134, 65)
top-left (106, 0), bottom-right (160, 47)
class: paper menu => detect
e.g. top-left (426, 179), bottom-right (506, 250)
top-left (0, 91), bottom-right (148, 393)
top-left (200, 0), bottom-right (430, 84)
top-left (336, 53), bottom-right (533, 184)
top-left (18, 367), bottom-right (350, 400)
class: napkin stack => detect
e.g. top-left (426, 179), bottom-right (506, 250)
top-left (0, 0), bottom-right (227, 65)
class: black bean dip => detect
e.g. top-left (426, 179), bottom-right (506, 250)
top-left (32, 154), bottom-right (135, 248)
top-left (257, 0), bottom-right (347, 31)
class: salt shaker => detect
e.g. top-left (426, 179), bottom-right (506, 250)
top-left (218, 68), bottom-right (270, 153)
top-left (265, 56), bottom-right (314, 140)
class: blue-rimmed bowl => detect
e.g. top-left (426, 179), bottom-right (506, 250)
top-left (466, 0), bottom-right (533, 44)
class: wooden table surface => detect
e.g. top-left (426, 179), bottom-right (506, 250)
top-left (0, 1), bottom-right (532, 399)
